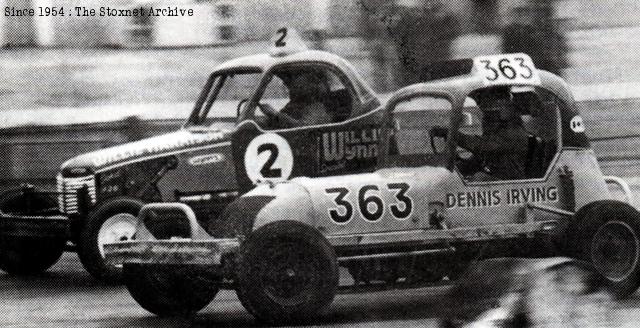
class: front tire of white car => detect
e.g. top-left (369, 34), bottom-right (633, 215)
top-left (78, 197), bottom-right (144, 284)
top-left (235, 221), bottom-right (339, 324)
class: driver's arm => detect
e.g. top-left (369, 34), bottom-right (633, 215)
top-left (457, 131), bottom-right (523, 155)
top-left (261, 103), bottom-right (302, 128)
top-left (274, 110), bottom-right (302, 128)
top-left (273, 102), bottom-right (330, 128)
top-left (457, 133), bottom-right (502, 154)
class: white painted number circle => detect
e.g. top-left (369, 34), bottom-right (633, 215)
top-left (570, 116), bottom-right (585, 133)
top-left (244, 133), bottom-right (293, 184)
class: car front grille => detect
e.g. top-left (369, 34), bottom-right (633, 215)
top-left (57, 174), bottom-right (96, 214)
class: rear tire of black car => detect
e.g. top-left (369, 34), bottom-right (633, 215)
top-left (235, 221), bottom-right (339, 325)
top-left (569, 200), bottom-right (640, 298)
top-left (0, 236), bottom-right (65, 275)
top-left (78, 197), bottom-right (144, 284)
top-left (0, 187), bottom-right (65, 275)
top-left (124, 263), bottom-right (220, 317)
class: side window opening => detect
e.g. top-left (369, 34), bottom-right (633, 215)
top-left (188, 71), bottom-right (262, 129)
top-left (455, 87), bottom-right (560, 182)
top-left (256, 66), bottom-right (356, 130)
top-left (387, 96), bottom-right (453, 168)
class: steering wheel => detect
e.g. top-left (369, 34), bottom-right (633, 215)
top-left (236, 99), bottom-right (281, 125)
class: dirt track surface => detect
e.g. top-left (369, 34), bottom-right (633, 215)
top-left (5, 253), bottom-right (640, 328)
top-left (1, 253), bottom-right (454, 328)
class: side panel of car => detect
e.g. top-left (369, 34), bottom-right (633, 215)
top-left (554, 149), bottom-right (612, 210)
top-left (443, 170), bottom-right (566, 227)
top-left (297, 167), bottom-right (450, 235)
top-left (156, 143), bottom-right (238, 201)
top-left (231, 110), bottom-right (383, 192)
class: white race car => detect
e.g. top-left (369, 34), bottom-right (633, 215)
top-left (105, 53), bottom-right (639, 324)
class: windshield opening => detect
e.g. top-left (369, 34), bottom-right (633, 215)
top-left (186, 70), bottom-right (263, 128)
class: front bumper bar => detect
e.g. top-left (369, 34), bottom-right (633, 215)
top-left (0, 213), bottom-right (69, 238)
top-left (104, 202), bottom-right (240, 266)
top-left (104, 238), bottom-right (240, 266)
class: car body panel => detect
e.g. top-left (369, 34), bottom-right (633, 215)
top-left (103, 54), bottom-right (626, 295)
top-left (56, 46), bottom-right (383, 221)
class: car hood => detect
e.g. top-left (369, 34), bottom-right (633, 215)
top-left (61, 129), bottom-right (231, 174)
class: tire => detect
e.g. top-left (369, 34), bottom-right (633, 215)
top-left (569, 200), bottom-right (640, 298)
top-left (78, 197), bottom-right (144, 284)
top-left (0, 236), bottom-right (65, 275)
top-left (0, 187), bottom-right (65, 275)
top-left (124, 263), bottom-right (219, 317)
top-left (235, 221), bottom-right (339, 325)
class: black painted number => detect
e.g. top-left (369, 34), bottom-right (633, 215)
top-left (359, 185), bottom-right (384, 222)
top-left (325, 183), bottom-right (413, 224)
top-left (275, 27), bottom-right (287, 47)
top-left (481, 58), bottom-right (534, 81)
top-left (388, 183), bottom-right (412, 219)
top-left (257, 143), bottom-right (281, 178)
top-left (515, 57), bottom-right (533, 78)
top-left (498, 59), bottom-right (516, 79)
top-left (480, 60), bottom-right (499, 81)
top-left (326, 187), bottom-right (353, 224)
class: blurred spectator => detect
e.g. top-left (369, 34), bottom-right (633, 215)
top-left (359, 0), bottom-right (403, 92)
top-left (471, 0), bottom-right (499, 34)
top-left (502, 2), bottom-right (568, 76)
top-left (395, 0), bottom-right (459, 85)
top-left (306, 29), bottom-right (327, 50)
top-left (359, 0), bottom-right (459, 90)
top-left (122, 116), bottom-right (148, 142)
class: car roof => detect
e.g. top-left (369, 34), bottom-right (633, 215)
top-left (386, 69), bottom-right (589, 148)
top-left (389, 70), bottom-right (572, 103)
top-left (214, 49), bottom-right (379, 107)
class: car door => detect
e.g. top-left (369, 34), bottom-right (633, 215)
top-left (231, 65), bottom-right (383, 191)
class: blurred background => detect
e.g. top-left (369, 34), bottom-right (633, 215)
top-left (2, 0), bottom-right (640, 194)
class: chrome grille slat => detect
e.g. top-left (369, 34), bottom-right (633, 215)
top-left (57, 174), bottom-right (96, 214)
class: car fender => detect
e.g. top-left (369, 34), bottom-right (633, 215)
top-left (210, 180), bottom-right (315, 238)
top-left (250, 181), bottom-right (316, 231)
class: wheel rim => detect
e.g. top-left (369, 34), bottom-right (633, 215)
top-left (98, 213), bottom-right (138, 259)
top-left (591, 220), bottom-right (640, 282)
top-left (259, 239), bottom-right (320, 306)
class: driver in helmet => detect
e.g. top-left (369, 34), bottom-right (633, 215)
top-left (433, 88), bottom-right (530, 181)
top-left (261, 70), bottom-right (332, 128)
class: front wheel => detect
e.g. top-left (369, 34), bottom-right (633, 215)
top-left (235, 221), bottom-right (339, 324)
top-left (124, 263), bottom-right (219, 317)
top-left (570, 200), bottom-right (640, 298)
top-left (78, 197), bottom-right (143, 284)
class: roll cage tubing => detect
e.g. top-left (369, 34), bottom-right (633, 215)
top-left (379, 70), bottom-right (576, 171)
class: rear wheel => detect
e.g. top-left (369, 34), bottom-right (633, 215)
top-left (235, 221), bottom-right (339, 324)
top-left (124, 263), bottom-right (219, 317)
top-left (570, 200), bottom-right (640, 298)
top-left (0, 236), bottom-right (65, 275)
top-left (0, 187), bottom-right (65, 275)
